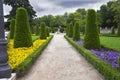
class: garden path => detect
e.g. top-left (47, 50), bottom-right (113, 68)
top-left (18, 34), bottom-right (104, 80)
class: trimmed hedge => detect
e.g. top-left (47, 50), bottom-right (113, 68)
top-left (65, 35), bottom-right (120, 80)
top-left (84, 9), bottom-right (100, 49)
top-left (46, 27), bottom-right (50, 37)
top-left (16, 35), bottom-right (53, 77)
top-left (66, 24), bottom-right (70, 36)
top-left (73, 22), bottom-right (80, 41)
top-left (14, 7), bottom-right (33, 48)
top-left (36, 26), bottom-right (40, 36)
top-left (40, 22), bottom-right (47, 39)
top-left (9, 19), bottom-right (15, 39)
top-left (68, 23), bottom-right (73, 37)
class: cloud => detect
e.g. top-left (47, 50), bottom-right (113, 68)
top-left (3, 0), bottom-right (112, 19)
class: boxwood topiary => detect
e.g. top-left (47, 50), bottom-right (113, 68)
top-left (84, 9), bottom-right (100, 49)
top-left (73, 22), bottom-right (80, 41)
top-left (68, 23), bottom-right (73, 37)
top-left (9, 18), bottom-right (15, 39)
top-left (14, 7), bottom-right (33, 48)
top-left (46, 27), bottom-right (50, 37)
top-left (40, 22), bottom-right (47, 39)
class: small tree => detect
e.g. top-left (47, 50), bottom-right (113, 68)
top-left (111, 26), bottom-right (115, 34)
top-left (14, 7), bottom-right (33, 48)
top-left (40, 22), bottom-right (47, 39)
top-left (36, 26), bottom-right (40, 36)
top-left (117, 25), bottom-right (120, 36)
top-left (84, 9), bottom-right (100, 49)
top-left (73, 22), bottom-right (80, 41)
top-left (46, 27), bottom-right (50, 37)
top-left (9, 18), bottom-right (15, 39)
top-left (68, 23), bottom-right (73, 37)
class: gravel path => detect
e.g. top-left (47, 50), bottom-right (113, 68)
top-left (18, 34), bottom-right (104, 80)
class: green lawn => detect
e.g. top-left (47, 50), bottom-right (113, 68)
top-left (32, 35), bottom-right (39, 42)
top-left (100, 36), bottom-right (120, 52)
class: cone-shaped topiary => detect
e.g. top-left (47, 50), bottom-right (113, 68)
top-left (66, 24), bottom-right (70, 36)
top-left (9, 18), bottom-right (15, 39)
top-left (14, 7), bottom-right (33, 48)
top-left (84, 9), bottom-right (100, 49)
top-left (68, 23), bottom-right (73, 37)
top-left (117, 26), bottom-right (120, 36)
top-left (36, 26), bottom-right (40, 36)
top-left (73, 22), bottom-right (80, 41)
top-left (40, 22), bottom-right (47, 39)
top-left (111, 26), bottom-right (115, 34)
top-left (46, 27), bottom-right (50, 37)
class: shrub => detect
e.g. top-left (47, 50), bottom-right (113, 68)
top-left (46, 27), bottom-right (50, 37)
top-left (40, 22), bottom-right (47, 39)
top-left (73, 22), bottom-right (80, 41)
top-left (84, 9), bottom-right (100, 49)
top-left (9, 19), bottom-right (15, 39)
top-left (117, 26), bottom-right (120, 36)
top-left (111, 26), bottom-right (115, 34)
top-left (68, 23), bottom-right (73, 37)
top-left (14, 7), bottom-right (33, 48)
top-left (66, 24), bottom-right (70, 36)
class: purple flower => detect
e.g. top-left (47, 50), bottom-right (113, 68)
top-left (76, 40), bottom-right (83, 45)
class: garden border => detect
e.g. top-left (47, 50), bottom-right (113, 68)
top-left (16, 35), bottom-right (53, 77)
top-left (65, 35), bottom-right (120, 80)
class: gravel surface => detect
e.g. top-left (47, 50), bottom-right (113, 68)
top-left (18, 34), bottom-right (104, 80)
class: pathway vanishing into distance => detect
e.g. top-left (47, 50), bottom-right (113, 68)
top-left (18, 34), bottom-right (104, 80)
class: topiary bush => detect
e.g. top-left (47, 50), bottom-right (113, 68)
top-left (73, 22), bottom-right (80, 41)
top-left (36, 26), bottom-right (40, 36)
top-left (46, 27), bottom-right (50, 37)
top-left (40, 22), bottom-right (47, 39)
top-left (14, 7), bottom-right (33, 48)
top-left (9, 18), bottom-right (15, 39)
top-left (84, 9), bottom-right (100, 49)
top-left (66, 24), bottom-right (70, 36)
top-left (111, 26), bottom-right (115, 34)
top-left (117, 26), bottom-right (120, 36)
top-left (68, 23), bottom-right (73, 37)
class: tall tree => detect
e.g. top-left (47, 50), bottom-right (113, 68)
top-left (4, 0), bottom-right (36, 22)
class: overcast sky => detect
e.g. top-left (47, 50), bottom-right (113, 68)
top-left (3, 0), bottom-right (112, 18)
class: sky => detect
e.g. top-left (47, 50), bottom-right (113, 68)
top-left (3, 0), bottom-right (112, 18)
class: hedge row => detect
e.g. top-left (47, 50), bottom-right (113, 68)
top-left (16, 35), bottom-right (53, 77)
top-left (65, 36), bottom-right (120, 80)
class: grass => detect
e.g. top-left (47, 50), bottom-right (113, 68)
top-left (100, 36), bottom-right (120, 52)
top-left (32, 35), bottom-right (39, 42)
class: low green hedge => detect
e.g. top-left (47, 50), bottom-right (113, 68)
top-left (16, 35), bottom-right (53, 77)
top-left (65, 36), bottom-right (120, 80)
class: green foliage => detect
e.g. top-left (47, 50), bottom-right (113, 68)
top-left (65, 36), bottom-right (120, 80)
top-left (14, 7), bottom-right (33, 48)
top-left (73, 22), bottom-right (80, 41)
top-left (84, 9), bottom-right (100, 49)
top-left (111, 26), bottom-right (115, 34)
top-left (36, 26), bottom-right (40, 36)
top-left (100, 36), bottom-right (120, 52)
top-left (9, 18), bottom-right (15, 39)
top-left (60, 28), bottom-right (64, 33)
top-left (68, 23), bottom-right (73, 37)
top-left (40, 22), bottom-right (47, 39)
top-left (117, 26), bottom-right (120, 36)
top-left (66, 24), bottom-right (70, 36)
top-left (16, 36), bottom-right (53, 77)
top-left (46, 27), bottom-right (50, 37)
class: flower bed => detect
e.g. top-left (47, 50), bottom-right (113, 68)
top-left (8, 38), bottom-right (47, 70)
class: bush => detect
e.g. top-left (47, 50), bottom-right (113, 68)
top-left (68, 23), bottom-right (73, 37)
top-left (46, 27), bottom-right (50, 37)
top-left (14, 7), bottom-right (33, 48)
top-left (65, 36), bottom-right (120, 80)
top-left (9, 19), bottom-right (15, 39)
top-left (73, 22), bottom-right (80, 41)
top-left (117, 26), bottom-right (120, 36)
top-left (40, 22), bottom-right (47, 39)
top-left (111, 26), bottom-right (115, 34)
top-left (84, 9), bottom-right (100, 49)
top-left (66, 24), bottom-right (70, 36)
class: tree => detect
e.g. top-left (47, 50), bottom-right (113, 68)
top-left (73, 22), bottom-right (80, 41)
top-left (117, 26), bottom-right (120, 36)
top-left (40, 22), bottom-right (47, 39)
top-left (9, 18), bottom-right (15, 39)
top-left (46, 27), bottom-right (50, 37)
top-left (14, 7), bottom-right (33, 48)
top-left (111, 26), bottom-right (115, 34)
top-left (4, 0), bottom-right (36, 22)
top-left (35, 26), bottom-right (40, 36)
top-left (84, 9), bottom-right (100, 49)
top-left (68, 23), bottom-right (73, 37)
